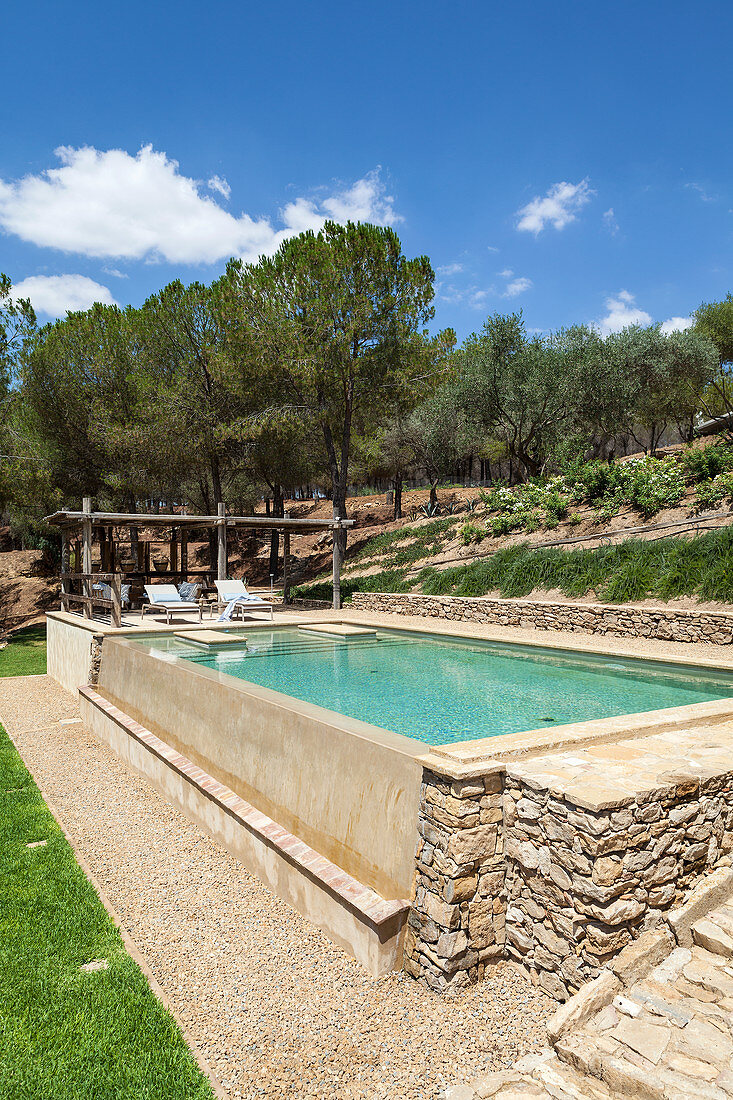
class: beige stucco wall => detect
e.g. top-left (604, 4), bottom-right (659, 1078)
top-left (96, 637), bottom-right (423, 900)
top-left (80, 693), bottom-right (407, 975)
top-left (46, 614), bottom-right (97, 692)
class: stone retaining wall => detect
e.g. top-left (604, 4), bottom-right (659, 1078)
top-left (351, 591), bottom-right (733, 644)
top-left (403, 768), bottom-right (505, 992)
top-left (405, 761), bottom-right (733, 998)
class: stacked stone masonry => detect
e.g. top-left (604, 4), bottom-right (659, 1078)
top-left (406, 763), bottom-right (733, 999)
top-left (503, 768), bottom-right (733, 1000)
top-left (403, 769), bottom-right (506, 992)
top-left (352, 591), bottom-right (733, 644)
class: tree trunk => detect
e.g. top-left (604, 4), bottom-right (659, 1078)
top-left (124, 492), bottom-right (138, 560)
top-left (210, 453), bottom-right (223, 507)
top-left (393, 477), bottom-right (402, 520)
top-left (429, 480), bottom-right (438, 508)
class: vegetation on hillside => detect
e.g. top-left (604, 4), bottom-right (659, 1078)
top-left (293, 528), bottom-right (733, 606)
top-left (3, 230), bottom-right (733, 613)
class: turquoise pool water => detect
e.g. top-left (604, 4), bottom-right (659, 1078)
top-left (144, 629), bottom-right (733, 747)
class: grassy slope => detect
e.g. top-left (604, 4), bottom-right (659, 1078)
top-left (0, 723), bottom-right (213, 1100)
top-left (294, 527), bottom-right (733, 605)
top-left (0, 625), bottom-right (47, 678)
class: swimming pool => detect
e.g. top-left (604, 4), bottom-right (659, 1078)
top-left (146, 627), bottom-right (733, 747)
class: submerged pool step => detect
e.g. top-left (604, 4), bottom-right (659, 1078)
top-left (298, 624), bottom-right (377, 638)
top-left (174, 629), bottom-right (247, 647)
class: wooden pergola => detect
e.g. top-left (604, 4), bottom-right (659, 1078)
top-left (45, 497), bottom-right (354, 624)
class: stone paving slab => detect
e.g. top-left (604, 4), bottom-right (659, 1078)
top-left (507, 723), bottom-right (733, 812)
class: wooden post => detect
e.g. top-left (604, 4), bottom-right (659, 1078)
top-left (60, 528), bottom-right (69, 575)
top-left (180, 528), bottom-right (188, 579)
top-left (332, 525), bottom-right (342, 610)
top-left (282, 513), bottom-right (290, 606)
top-left (217, 502), bottom-right (227, 580)
top-left (82, 496), bottom-right (93, 618)
top-left (111, 574), bottom-right (122, 628)
top-left (169, 527), bottom-right (178, 577)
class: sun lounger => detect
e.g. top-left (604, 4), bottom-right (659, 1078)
top-left (141, 583), bottom-right (203, 624)
top-left (214, 579), bottom-right (274, 621)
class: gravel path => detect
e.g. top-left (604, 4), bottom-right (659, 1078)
top-left (0, 675), bottom-right (552, 1100)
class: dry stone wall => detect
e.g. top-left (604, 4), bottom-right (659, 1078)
top-left (503, 768), bottom-right (733, 999)
top-left (405, 760), bottom-right (733, 999)
top-left (352, 591), bottom-right (733, 644)
top-left (403, 768), bottom-right (506, 992)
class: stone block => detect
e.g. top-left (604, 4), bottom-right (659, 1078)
top-left (447, 824), bottom-right (498, 863)
top-left (575, 894), bottom-right (645, 925)
top-left (420, 890), bottom-right (461, 930)
top-left (546, 969), bottom-right (620, 1043)
top-left (610, 927), bottom-right (675, 987)
top-left (592, 855), bottom-right (624, 886)
top-left (442, 874), bottom-right (478, 904)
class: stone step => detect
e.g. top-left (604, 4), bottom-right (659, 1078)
top-left (692, 906), bottom-right (733, 958)
top-left (446, 1051), bottom-right (618, 1099)
top-left (553, 942), bottom-right (733, 1098)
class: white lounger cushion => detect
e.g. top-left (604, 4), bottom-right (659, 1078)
top-left (145, 584), bottom-right (185, 604)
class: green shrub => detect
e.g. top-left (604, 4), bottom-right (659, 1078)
top-left (409, 529), bottom-right (733, 605)
top-left (460, 521), bottom-right (485, 545)
top-left (682, 443), bottom-right (733, 483)
top-left (695, 470), bottom-right (733, 512)
top-left (490, 514), bottom-right (515, 537)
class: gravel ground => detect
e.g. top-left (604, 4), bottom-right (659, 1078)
top-left (0, 675), bottom-right (552, 1100)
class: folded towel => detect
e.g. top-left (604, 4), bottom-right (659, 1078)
top-left (218, 595), bottom-right (268, 621)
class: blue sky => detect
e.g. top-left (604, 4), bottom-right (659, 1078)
top-left (1, 0), bottom-right (732, 341)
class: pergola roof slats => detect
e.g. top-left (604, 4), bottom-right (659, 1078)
top-left (44, 510), bottom-right (354, 533)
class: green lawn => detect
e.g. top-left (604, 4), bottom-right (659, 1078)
top-left (0, 624), bottom-right (47, 678)
top-left (0, 723), bottom-right (214, 1099)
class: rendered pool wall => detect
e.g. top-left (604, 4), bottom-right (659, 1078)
top-left (94, 635), bottom-right (423, 901)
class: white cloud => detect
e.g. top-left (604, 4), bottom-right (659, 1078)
top-left (596, 290), bottom-right (652, 335)
top-left (437, 262), bottom-right (464, 276)
top-left (516, 178), bottom-right (594, 234)
top-left (438, 283), bottom-right (490, 309)
top-left (0, 146), bottom-right (400, 266)
top-left (102, 266), bottom-right (128, 279)
top-left (486, 245), bottom-right (499, 253)
top-left (660, 315), bottom-right (694, 335)
top-left (686, 182), bottom-right (715, 203)
top-left (12, 274), bottom-right (117, 316)
top-left (207, 175), bottom-right (231, 200)
top-left (603, 207), bottom-right (619, 235)
top-left (467, 289), bottom-right (489, 309)
top-left (321, 169), bottom-right (400, 225)
top-left (207, 174), bottom-right (231, 199)
top-left (499, 268), bottom-right (514, 278)
top-left (502, 277), bottom-right (532, 298)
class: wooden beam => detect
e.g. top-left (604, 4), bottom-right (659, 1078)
top-left (180, 528), bottom-right (188, 577)
top-left (217, 502), bottom-right (227, 581)
top-left (44, 510), bottom-right (354, 533)
top-left (332, 531), bottom-right (342, 610)
top-left (283, 525), bottom-right (291, 605)
top-left (82, 497), bottom-right (93, 618)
